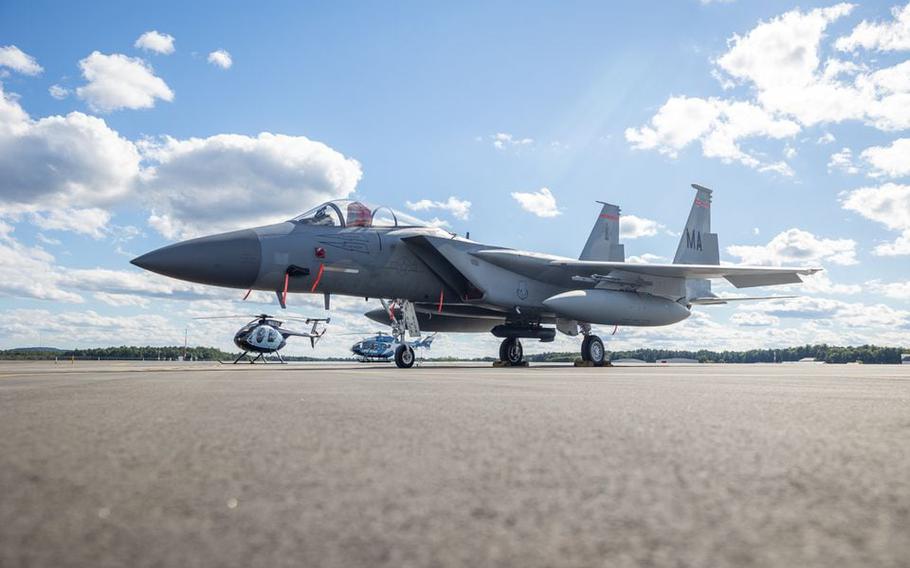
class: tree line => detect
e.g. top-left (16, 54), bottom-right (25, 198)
top-left (0, 343), bottom-right (907, 364)
top-left (0, 346), bottom-right (234, 361)
top-left (526, 344), bottom-right (908, 364)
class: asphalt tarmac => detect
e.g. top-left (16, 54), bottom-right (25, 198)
top-left (1, 361), bottom-right (908, 568)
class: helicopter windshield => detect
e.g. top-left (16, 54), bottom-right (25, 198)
top-left (292, 200), bottom-right (430, 229)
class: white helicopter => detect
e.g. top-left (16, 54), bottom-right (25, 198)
top-left (195, 313), bottom-right (329, 364)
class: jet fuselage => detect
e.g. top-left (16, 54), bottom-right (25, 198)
top-left (132, 220), bottom-right (688, 331)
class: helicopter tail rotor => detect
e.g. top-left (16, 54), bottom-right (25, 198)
top-left (307, 318), bottom-right (330, 348)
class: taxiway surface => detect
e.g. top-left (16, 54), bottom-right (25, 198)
top-left (1, 361), bottom-right (908, 567)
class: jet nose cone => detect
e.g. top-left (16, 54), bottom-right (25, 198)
top-left (131, 229), bottom-right (262, 288)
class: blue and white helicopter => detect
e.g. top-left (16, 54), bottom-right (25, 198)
top-left (350, 333), bottom-right (436, 364)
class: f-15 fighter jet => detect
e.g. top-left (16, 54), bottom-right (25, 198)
top-left (132, 184), bottom-right (819, 368)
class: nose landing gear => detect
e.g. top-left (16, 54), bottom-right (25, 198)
top-left (394, 343), bottom-right (415, 368)
top-left (580, 334), bottom-right (606, 366)
top-left (383, 298), bottom-right (422, 369)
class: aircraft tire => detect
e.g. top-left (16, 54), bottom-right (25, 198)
top-left (583, 335), bottom-right (606, 367)
top-left (499, 338), bottom-right (523, 365)
top-left (580, 336), bottom-right (592, 361)
top-left (394, 344), bottom-right (415, 368)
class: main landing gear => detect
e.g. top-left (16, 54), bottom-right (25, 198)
top-left (496, 334), bottom-right (606, 366)
top-left (493, 321), bottom-right (607, 367)
top-left (498, 337), bottom-right (524, 365)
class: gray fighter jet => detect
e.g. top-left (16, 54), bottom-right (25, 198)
top-left (132, 185), bottom-right (819, 368)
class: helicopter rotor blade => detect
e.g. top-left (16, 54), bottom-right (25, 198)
top-left (336, 330), bottom-right (389, 336)
top-left (192, 315), bottom-right (259, 320)
top-left (193, 312), bottom-right (315, 321)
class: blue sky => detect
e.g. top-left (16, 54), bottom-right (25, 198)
top-left (1, 0), bottom-right (908, 356)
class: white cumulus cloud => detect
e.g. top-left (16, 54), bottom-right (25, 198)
top-left (625, 96), bottom-right (798, 175)
top-left (860, 138), bottom-right (910, 178)
top-left (828, 147), bottom-right (859, 174)
top-left (836, 3), bottom-right (910, 52)
top-left (627, 253), bottom-right (666, 264)
top-left (135, 31), bottom-right (175, 55)
top-left (207, 49), bottom-right (232, 69)
top-left (48, 84), bottom-right (69, 100)
top-left (627, 3), bottom-right (910, 173)
top-left (0, 219), bottom-right (242, 307)
top-left (730, 311), bottom-right (780, 327)
top-left (619, 215), bottom-right (665, 239)
top-left (0, 84), bottom-right (365, 242)
top-left (0, 84), bottom-right (140, 220)
top-left (405, 196), bottom-right (471, 220)
top-left (0, 309), bottom-right (180, 347)
top-left (140, 132), bottom-right (362, 238)
top-left (798, 272), bottom-right (862, 295)
top-left (716, 3), bottom-right (910, 131)
top-left (716, 4), bottom-right (855, 95)
top-left (0, 226), bottom-right (82, 303)
top-left (510, 187), bottom-right (560, 218)
top-left (76, 51), bottom-right (174, 112)
top-left (841, 183), bottom-right (910, 256)
top-left (28, 208), bottom-right (112, 239)
top-left (867, 279), bottom-right (910, 301)
top-left (62, 267), bottom-right (227, 301)
top-left (490, 132), bottom-right (533, 150)
top-left (726, 228), bottom-right (857, 266)
top-left (739, 297), bottom-right (910, 329)
top-left (0, 45), bottom-right (42, 75)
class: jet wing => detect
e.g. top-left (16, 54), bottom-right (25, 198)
top-left (471, 249), bottom-right (821, 289)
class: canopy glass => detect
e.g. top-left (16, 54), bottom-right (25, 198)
top-left (292, 200), bottom-right (431, 228)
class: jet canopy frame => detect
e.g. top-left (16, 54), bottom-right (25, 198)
top-left (291, 200), bottom-right (429, 229)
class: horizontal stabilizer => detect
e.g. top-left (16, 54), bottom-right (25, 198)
top-left (724, 272), bottom-right (804, 288)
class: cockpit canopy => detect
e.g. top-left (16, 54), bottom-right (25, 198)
top-left (291, 200), bottom-right (430, 228)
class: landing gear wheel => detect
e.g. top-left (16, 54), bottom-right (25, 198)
top-left (394, 344), bottom-right (415, 368)
top-left (582, 335), bottom-right (606, 367)
top-left (580, 336), bottom-right (592, 361)
top-left (499, 338), bottom-right (524, 365)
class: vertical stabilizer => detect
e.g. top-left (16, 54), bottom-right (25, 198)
top-left (673, 184), bottom-right (719, 265)
top-left (580, 202), bottom-right (625, 262)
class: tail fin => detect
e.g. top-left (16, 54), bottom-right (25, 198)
top-left (580, 202), bottom-right (625, 262)
top-left (673, 184), bottom-right (719, 265)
